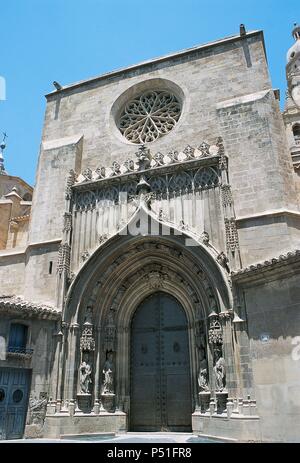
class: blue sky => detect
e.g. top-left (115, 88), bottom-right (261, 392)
top-left (0, 0), bottom-right (299, 186)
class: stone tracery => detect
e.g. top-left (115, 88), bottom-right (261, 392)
top-left (118, 90), bottom-right (181, 143)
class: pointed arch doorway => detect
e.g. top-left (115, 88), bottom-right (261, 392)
top-left (130, 292), bottom-right (192, 431)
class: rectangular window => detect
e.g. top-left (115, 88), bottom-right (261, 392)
top-left (8, 324), bottom-right (28, 352)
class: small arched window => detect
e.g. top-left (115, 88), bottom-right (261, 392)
top-left (8, 323), bottom-right (28, 353)
top-left (293, 124), bottom-right (300, 143)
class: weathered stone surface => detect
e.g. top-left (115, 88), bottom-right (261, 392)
top-left (1, 27), bottom-right (300, 442)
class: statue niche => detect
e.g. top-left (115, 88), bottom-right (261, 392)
top-left (198, 347), bottom-right (209, 392)
top-left (101, 351), bottom-right (115, 413)
top-left (213, 347), bottom-right (226, 392)
top-left (79, 360), bottom-right (92, 394)
top-left (102, 351), bottom-right (114, 395)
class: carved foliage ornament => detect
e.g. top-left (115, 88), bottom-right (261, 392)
top-left (104, 311), bottom-right (116, 352)
top-left (118, 90), bottom-right (181, 144)
top-left (208, 317), bottom-right (223, 345)
top-left (57, 243), bottom-right (71, 276)
top-left (225, 218), bottom-right (240, 252)
top-left (221, 184), bottom-right (233, 207)
top-left (65, 169), bottom-right (77, 199)
top-left (80, 325), bottom-right (95, 351)
top-left (63, 212), bottom-right (72, 232)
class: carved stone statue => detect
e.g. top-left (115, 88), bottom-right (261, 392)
top-left (27, 396), bottom-right (47, 426)
top-left (102, 352), bottom-right (114, 394)
top-left (84, 306), bottom-right (93, 324)
top-left (79, 360), bottom-right (92, 394)
top-left (198, 347), bottom-right (209, 392)
top-left (213, 348), bottom-right (226, 392)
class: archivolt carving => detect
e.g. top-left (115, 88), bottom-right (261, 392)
top-left (87, 243), bottom-right (222, 331)
top-left (74, 139), bottom-right (224, 187)
top-left (103, 311), bottom-right (116, 353)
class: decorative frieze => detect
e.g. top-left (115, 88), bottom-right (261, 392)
top-left (145, 271), bottom-right (167, 289)
top-left (103, 311), bottom-right (116, 352)
top-left (74, 139), bottom-right (223, 188)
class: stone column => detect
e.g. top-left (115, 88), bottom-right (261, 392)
top-left (65, 323), bottom-right (80, 403)
top-left (93, 326), bottom-right (101, 413)
top-left (219, 311), bottom-right (237, 397)
top-left (47, 327), bottom-right (63, 410)
top-left (56, 322), bottom-right (69, 405)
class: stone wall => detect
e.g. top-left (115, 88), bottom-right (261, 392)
top-left (0, 314), bottom-right (58, 438)
top-left (236, 267), bottom-right (300, 442)
top-left (0, 251), bottom-right (26, 295)
top-left (29, 31), bottom-right (299, 270)
top-left (23, 242), bottom-right (60, 305)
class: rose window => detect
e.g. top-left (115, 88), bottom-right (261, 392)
top-left (118, 90), bottom-right (181, 144)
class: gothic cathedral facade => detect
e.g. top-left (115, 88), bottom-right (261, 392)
top-left (1, 25), bottom-right (300, 442)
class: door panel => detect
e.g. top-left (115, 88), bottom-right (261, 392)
top-left (130, 292), bottom-right (192, 431)
top-left (0, 368), bottom-right (31, 440)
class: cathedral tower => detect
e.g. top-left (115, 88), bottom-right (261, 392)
top-left (283, 24), bottom-right (300, 169)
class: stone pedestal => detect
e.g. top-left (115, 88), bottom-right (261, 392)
top-left (199, 391), bottom-right (211, 414)
top-left (69, 399), bottom-right (76, 416)
top-left (101, 393), bottom-right (115, 413)
top-left (46, 400), bottom-right (56, 415)
top-left (93, 399), bottom-right (100, 415)
top-left (226, 397), bottom-right (234, 418)
top-left (55, 400), bottom-right (62, 414)
top-left (216, 391), bottom-right (228, 414)
top-left (76, 393), bottom-right (92, 413)
top-left (209, 397), bottom-right (216, 415)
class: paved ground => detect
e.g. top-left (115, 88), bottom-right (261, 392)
top-left (3, 432), bottom-right (226, 443)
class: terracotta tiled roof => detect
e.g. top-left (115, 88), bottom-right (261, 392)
top-left (0, 295), bottom-right (61, 319)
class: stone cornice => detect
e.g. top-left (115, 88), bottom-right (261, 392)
top-left (0, 238), bottom-right (62, 258)
top-left (45, 30), bottom-right (263, 99)
top-left (74, 155), bottom-right (220, 193)
top-left (0, 295), bottom-right (61, 320)
top-left (231, 250), bottom-right (300, 284)
top-left (73, 140), bottom-right (224, 192)
top-left (235, 209), bottom-right (300, 222)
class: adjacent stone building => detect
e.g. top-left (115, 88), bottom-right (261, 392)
top-left (1, 24), bottom-right (300, 442)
